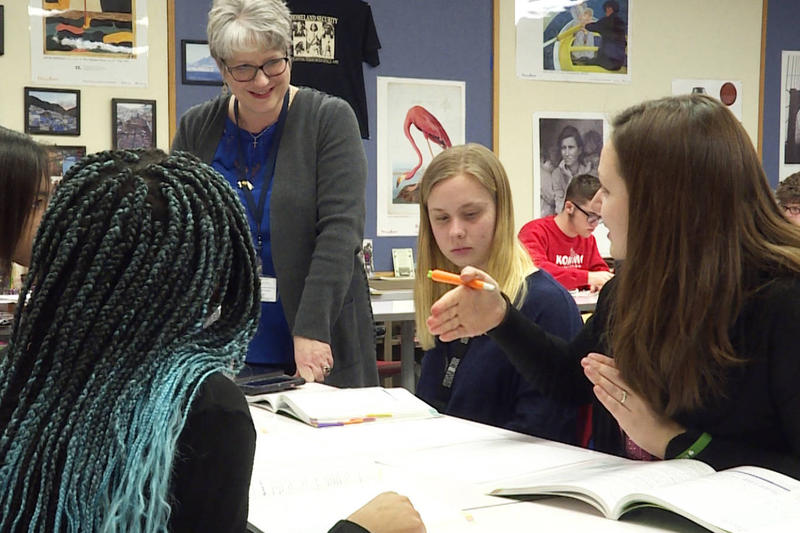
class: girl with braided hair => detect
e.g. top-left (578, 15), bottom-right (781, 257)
top-left (0, 149), bottom-right (425, 533)
top-left (0, 126), bottom-right (51, 282)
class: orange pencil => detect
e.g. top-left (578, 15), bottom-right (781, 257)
top-left (427, 269), bottom-right (496, 291)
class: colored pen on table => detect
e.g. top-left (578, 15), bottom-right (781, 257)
top-left (427, 269), bottom-right (496, 291)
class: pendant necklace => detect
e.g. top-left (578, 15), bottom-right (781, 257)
top-left (248, 128), bottom-right (269, 149)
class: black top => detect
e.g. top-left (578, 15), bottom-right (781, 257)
top-left (487, 276), bottom-right (800, 479)
top-left (169, 372), bottom-right (370, 532)
top-left (286, 0), bottom-right (381, 138)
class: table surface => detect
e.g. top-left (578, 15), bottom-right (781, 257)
top-left (247, 399), bottom-right (709, 533)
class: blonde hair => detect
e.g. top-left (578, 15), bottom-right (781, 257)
top-left (414, 143), bottom-right (533, 349)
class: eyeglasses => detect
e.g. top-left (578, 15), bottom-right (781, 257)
top-left (224, 57), bottom-right (289, 82)
top-left (573, 202), bottom-right (602, 224)
top-left (781, 204), bottom-right (800, 216)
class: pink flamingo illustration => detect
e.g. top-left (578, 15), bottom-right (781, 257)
top-left (396, 106), bottom-right (452, 188)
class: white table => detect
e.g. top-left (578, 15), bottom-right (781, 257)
top-left (247, 405), bottom-right (710, 533)
top-left (371, 297), bottom-right (416, 392)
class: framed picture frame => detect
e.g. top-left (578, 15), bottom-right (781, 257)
top-left (1, 5), bottom-right (5, 56)
top-left (24, 87), bottom-right (81, 136)
top-left (111, 98), bottom-right (156, 150)
top-left (46, 145), bottom-right (87, 178)
top-left (181, 39), bottom-right (223, 85)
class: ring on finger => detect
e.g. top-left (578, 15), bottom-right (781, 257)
top-left (620, 389), bottom-right (628, 404)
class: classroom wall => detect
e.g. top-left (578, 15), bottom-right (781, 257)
top-left (496, 0), bottom-right (764, 234)
top-left (0, 2), bottom-right (170, 154)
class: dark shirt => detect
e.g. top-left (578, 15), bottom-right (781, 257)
top-left (585, 12), bottom-right (627, 70)
top-left (417, 271), bottom-right (583, 444)
top-left (487, 275), bottom-right (800, 479)
top-left (169, 372), bottom-right (371, 532)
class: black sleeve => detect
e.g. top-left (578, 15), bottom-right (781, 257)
top-left (169, 373), bottom-right (256, 533)
top-left (486, 280), bottom-right (613, 405)
top-left (328, 520), bottom-right (370, 533)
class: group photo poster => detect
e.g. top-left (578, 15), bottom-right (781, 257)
top-left (516, 0), bottom-right (630, 84)
top-left (29, 0), bottom-right (149, 87)
top-left (376, 76), bottom-right (465, 236)
top-left (780, 51), bottom-right (800, 181)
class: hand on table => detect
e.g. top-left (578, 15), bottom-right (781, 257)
top-left (426, 267), bottom-right (507, 343)
top-left (293, 336), bottom-right (334, 383)
top-left (346, 492), bottom-right (426, 533)
top-left (587, 271), bottom-right (614, 293)
top-left (581, 353), bottom-right (685, 458)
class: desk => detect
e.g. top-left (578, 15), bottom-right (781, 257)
top-left (247, 405), bottom-right (709, 533)
top-left (371, 297), bottom-right (416, 392)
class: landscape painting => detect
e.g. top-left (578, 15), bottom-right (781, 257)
top-left (182, 40), bottom-right (223, 85)
top-left (24, 87), bottom-right (80, 136)
top-left (112, 98), bottom-right (156, 149)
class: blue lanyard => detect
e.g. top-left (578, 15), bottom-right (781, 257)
top-left (233, 91), bottom-right (290, 270)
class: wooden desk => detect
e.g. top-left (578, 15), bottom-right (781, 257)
top-left (247, 405), bottom-right (710, 533)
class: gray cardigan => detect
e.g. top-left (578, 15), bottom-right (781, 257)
top-left (172, 88), bottom-right (378, 387)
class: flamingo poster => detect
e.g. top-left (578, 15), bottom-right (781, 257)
top-left (377, 77), bottom-right (465, 236)
top-left (29, 0), bottom-right (149, 87)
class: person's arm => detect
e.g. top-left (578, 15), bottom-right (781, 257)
top-left (169, 374), bottom-right (256, 532)
top-left (518, 223), bottom-right (590, 290)
top-left (290, 97), bottom-right (366, 346)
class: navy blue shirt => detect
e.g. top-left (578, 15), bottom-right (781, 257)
top-left (417, 270), bottom-right (583, 444)
top-left (213, 118), bottom-right (293, 366)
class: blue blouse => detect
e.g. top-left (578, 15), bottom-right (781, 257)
top-left (212, 118), bottom-right (293, 366)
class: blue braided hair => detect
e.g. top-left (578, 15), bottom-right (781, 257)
top-left (0, 149), bottom-right (260, 531)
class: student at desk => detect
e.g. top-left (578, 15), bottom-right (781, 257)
top-left (427, 95), bottom-right (800, 479)
top-left (518, 173), bottom-right (613, 292)
top-left (0, 150), bottom-right (424, 533)
top-left (414, 144), bottom-right (583, 444)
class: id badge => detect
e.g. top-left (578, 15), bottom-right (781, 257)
top-left (260, 276), bottom-right (277, 302)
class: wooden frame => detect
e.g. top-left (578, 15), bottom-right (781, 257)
top-left (181, 39), bottom-right (223, 86)
top-left (24, 87), bottom-right (81, 136)
top-left (111, 98), bottom-right (157, 150)
top-left (0, 5), bottom-right (5, 57)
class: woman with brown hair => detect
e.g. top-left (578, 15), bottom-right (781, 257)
top-left (426, 94), bottom-right (800, 479)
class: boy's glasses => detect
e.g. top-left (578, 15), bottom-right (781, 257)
top-left (573, 202), bottom-right (602, 224)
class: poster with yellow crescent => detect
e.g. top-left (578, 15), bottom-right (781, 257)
top-left (29, 0), bottom-right (148, 87)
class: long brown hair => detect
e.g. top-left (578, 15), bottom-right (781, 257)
top-left (415, 144), bottom-right (533, 349)
top-left (609, 94), bottom-right (800, 416)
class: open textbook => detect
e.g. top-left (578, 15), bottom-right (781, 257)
top-left (490, 457), bottom-right (800, 533)
top-left (248, 384), bottom-right (440, 428)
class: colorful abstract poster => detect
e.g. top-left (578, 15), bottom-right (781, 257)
top-left (29, 0), bottom-right (148, 87)
top-left (516, 0), bottom-right (631, 84)
top-left (376, 77), bottom-right (465, 236)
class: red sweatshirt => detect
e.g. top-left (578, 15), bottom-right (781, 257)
top-left (518, 215), bottom-right (609, 290)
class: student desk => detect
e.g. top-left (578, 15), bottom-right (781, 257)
top-left (246, 404), bottom-right (708, 533)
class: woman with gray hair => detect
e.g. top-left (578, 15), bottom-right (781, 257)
top-left (173, 0), bottom-right (378, 389)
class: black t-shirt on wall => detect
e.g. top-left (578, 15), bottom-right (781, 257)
top-left (287, 0), bottom-right (381, 139)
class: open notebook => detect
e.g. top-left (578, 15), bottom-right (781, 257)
top-left (247, 384), bottom-right (440, 427)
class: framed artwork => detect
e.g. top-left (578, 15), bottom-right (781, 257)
top-left (24, 87), bottom-right (81, 136)
top-left (181, 39), bottom-right (223, 85)
top-left (516, 0), bottom-right (631, 84)
top-left (376, 76), bottom-right (465, 236)
top-left (112, 98), bottom-right (156, 149)
top-left (779, 51), bottom-right (800, 180)
top-left (46, 145), bottom-right (86, 178)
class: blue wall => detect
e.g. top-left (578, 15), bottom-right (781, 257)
top-left (173, 0), bottom-right (493, 271)
top-left (762, 1), bottom-right (799, 185)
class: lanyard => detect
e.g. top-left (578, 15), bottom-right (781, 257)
top-left (233, 91), bottom-right (290, 269)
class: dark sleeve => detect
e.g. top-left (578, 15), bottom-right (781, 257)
top-left (291, 97), bottom-right (366, 343)
top-left (486, 279), bottom-right (614, 405)
top-left (361, 4), bottom-right (381, 66)
top-left (169, 373), bottom-right (256, 533)
top-left (665, 283), bottom-right (800, 478)
top-left (328, 520), bottom-right (370, 533)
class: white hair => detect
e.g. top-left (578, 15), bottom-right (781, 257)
top-left (207, 0), bottom-right (292, 64)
